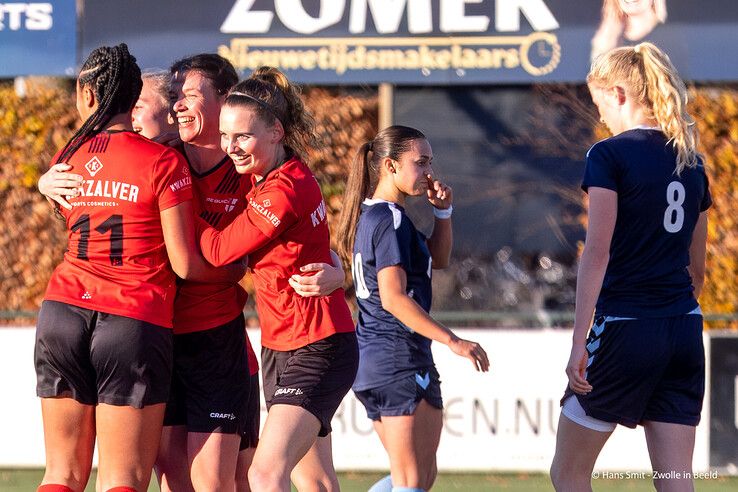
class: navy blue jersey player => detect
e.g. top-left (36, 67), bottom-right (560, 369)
top-left (337, 126), bottom-right (489, 492)
top-left (550, 43), bottom-right (711, 492)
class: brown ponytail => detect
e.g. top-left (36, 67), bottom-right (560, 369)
top-left (336, 125), bottom-right (427, 267)
top-left (225, 66), bottom-right (316, 159)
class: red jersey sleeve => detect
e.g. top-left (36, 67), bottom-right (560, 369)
top-left (198, 174), bottom-right (299, 267)
top-left (153, 147), bottom-right (193, 211)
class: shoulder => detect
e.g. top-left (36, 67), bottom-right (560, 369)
top-left (363, 201), bottom-right (405, 232)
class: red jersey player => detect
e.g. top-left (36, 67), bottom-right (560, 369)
top-left (198, 67), bottom-right (358, 492)
top-left (34, 44), bottom-right (242, 492)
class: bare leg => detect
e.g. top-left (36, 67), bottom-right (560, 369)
top-left (643, 420), bottom-right (696, 492)
top-left (550, 414), bottom-right (612, 492)
top-left (155, 425), bottom-right (192, 492)
top-left (291, 435), bottom-right (340, 492)
top-left (248, 405), bottom-right (321, 492)
top-left (236, 446), bottom-right (256, 492)
top-left (188, 431), bottom-right (241, 492)
top-left (95, 403), bottom-right (165, 492)
top-left (39, 398), bottom-right (96, 492)
top-left (377, 401), bottom-right (443, 491)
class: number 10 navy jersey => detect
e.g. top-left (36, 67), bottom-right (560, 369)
top-left (351, 199), bottom-right (434, 391)
top-left (582, 128), bottom-right (711, 318)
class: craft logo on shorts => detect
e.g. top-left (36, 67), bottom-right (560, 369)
top-left (84, 156), bottom-right (103, 177)
top-left (218, 0), bottom-right (562, 79)
top-left (275, 387), bottom-right (303, 396)
top-left (209, 412), bottom-right (236, 420)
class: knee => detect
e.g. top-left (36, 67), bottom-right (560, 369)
top-left (248, 463), bottom-right (282, 492)
top-left (291, 471), bottom-right (339, 492)
top-left (550, 459), bottom-right (591, 491)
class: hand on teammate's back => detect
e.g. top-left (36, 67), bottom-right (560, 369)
top-left (449, 336), bottom-right (490, 372)
top-left (38, 163), bottom-right (84, 210)
top-left (289, 260), bottom-right (345, 297)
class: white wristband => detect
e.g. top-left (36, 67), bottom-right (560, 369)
top-left (433, 205), bottom-right (453, 219)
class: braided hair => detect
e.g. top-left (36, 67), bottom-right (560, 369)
top-left (57, 44), bottom-right (142, 164)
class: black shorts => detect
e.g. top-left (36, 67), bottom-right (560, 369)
top-left (262, 332), bottom-right (358, 437)
top-left (240, 372), bottom-right (261, 450)
top-left (164, 314), bottom-right (251, 434)
top-left (561, 313), bottom-right (705, 428)
top-left (35, 300), bottom-right (173, 408)
top-left (354, 366), bottom-right (443, 421)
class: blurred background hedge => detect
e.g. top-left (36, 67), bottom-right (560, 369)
top-left (0, 79), bottom-right (735, 328)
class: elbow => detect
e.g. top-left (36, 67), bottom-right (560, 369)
top-left (170, 258), bottom-right (195, 280)
top-left (432, 257), bottom-right (450, 270)
top-left (380, 294), bottom-right (398, 315)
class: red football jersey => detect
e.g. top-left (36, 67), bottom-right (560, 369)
top-left (198, 157), bottom-right (355, 351)
top-left (44, 131), bottom-right (193, 328)
top-left (172, 154), bottom-right (259, 374)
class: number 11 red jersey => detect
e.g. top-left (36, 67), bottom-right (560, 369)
top-left (44, 131), bottom-right (193, 328)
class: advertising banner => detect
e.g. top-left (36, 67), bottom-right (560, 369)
top-left (80, 0), bottom-right (738, 84)
top-left (0, 327), bottom-right (711, 472)
top-left (0, 0), bottom-right (76, 76)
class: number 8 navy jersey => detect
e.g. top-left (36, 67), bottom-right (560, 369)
top-left (351, 199), bottom-right (434, 391)
top-left (582, 128), bottom-right (711, 318)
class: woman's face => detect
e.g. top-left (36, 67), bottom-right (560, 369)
top-left (219, 104), bottom-right (282, 179)
top-left (618, 0), bottom-right (653, 16)
top-left (171, 70), bottom-right (223, 146)
top-left (390, 138), bottom-right (434, 197)
top-left (132, 78), bottom-right (175, 139)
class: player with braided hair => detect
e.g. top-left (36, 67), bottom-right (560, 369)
top-left (34, 44), bottom-right (244, 492)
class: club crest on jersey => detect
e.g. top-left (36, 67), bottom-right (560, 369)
top-left (263, 199), bottom-right (271, 207)
top-left (85, 156), bottom-right (103, 177)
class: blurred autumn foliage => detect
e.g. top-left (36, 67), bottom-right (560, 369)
top-left (0, 79), bottom-right (735, 329)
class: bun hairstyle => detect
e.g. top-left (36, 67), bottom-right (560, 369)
top-left (336, 125), bottom-right (426, 266)
top-left (57, 43), bottom-right (142, 164)
top-left (224, 66), bottom-right (317, 158)
top-left (588, 42), bottom-right (699, 174)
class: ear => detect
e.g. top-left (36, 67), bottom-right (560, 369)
top-left (613, 85), bottom-right (627, 106)
top-left (381, 157), bottom-right (396, 174)
top-left (82, 84), bottom-right (96, 111)
top-left (270, 118), bottom-right (285, 144)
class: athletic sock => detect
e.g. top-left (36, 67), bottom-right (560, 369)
top-left (368, 474), bottom-right (393, 492)
top-left (105, 487), bottom-right (137, 492)
top-left (37, 485), bottom-right (75, 492)
top-left (392, 487), bottom-right (425, 492)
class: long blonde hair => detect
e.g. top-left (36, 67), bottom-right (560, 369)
top-left (588, 42), bottom-right (699, 174)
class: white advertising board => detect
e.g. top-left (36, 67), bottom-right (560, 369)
top-left (0, 327), bottom-right (709, 472)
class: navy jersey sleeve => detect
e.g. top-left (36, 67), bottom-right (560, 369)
top-left (373, 212), bottom-right (412, 273)
top-left (582, 141), bottom-right (619, 193)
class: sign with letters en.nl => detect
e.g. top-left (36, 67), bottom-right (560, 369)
top-left (81, 0), bottom-right (738, 84)
top-left (0, 0), bottom-right (76, 77)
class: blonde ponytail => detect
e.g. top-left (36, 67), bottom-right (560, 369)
top-left (636, 43), bottom-right (698, 174)
top-left (588, 42), bottom-right (699, 174)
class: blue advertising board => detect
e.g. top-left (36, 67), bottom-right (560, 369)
top-left (80, 0), bottom-right (738, 84)
top-left (0, 0), bottom-right (76, 77)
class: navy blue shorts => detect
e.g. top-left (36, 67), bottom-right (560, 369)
top-left (561, 313), bottom-right (704, 428)
top-left (164, 314), bottom-right (250, 434)
top-left (354, 366), bottom-right (443, 421)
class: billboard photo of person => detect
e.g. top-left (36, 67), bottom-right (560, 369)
top-left (591, 0), bottom-right (667, 60)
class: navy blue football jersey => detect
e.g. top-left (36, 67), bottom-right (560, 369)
top-left (351, 199), bottom-right (435, 391)
top-left (582, 128), bottom-right (711, 318)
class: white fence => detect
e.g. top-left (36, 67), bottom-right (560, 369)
top-left (0, 327), bottom-right (710, 472)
